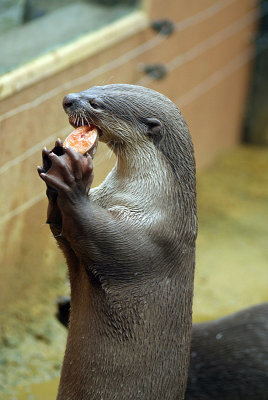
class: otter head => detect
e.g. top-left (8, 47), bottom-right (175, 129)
top-left (63, 84), bottom-right (167, 156)
top-left (63, 84), bottom-right (196, 195)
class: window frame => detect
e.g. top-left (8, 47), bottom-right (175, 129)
top-left (0, 4), bottom-right (149, 101)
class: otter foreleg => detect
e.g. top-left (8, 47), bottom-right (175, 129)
top-left (39, 147), bottom-right (159, 282)
top-left (38, 145), bottom-right (62, 227)
top-left (38, 142), bottom-right (79, 265)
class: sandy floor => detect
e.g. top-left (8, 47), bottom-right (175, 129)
top-left (194, 144), bottom-right (268, 321)
top-left (2, 144), bottom-right (268, 399)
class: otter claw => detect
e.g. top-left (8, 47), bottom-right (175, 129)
top-left (42, 147), bottom-right (50, 164)
top-left (37, 165), bottom-right (45, 175)
top-left (55, 138), bottom-right (63, 147)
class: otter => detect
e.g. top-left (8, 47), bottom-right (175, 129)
top-left (186, 303), bottom-right (268, 400)
top-left (56, 298), bottom-right (268, 399)
top-left (38, 84), bottom-right (197, 400)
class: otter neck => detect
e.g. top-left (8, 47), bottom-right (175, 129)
top-left (113, 141), bottom-right (168, 180)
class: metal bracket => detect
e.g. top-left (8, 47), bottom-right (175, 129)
top-left (151, 19), bottom-right (175, 36)
top-left (142, 64), bottom-right (168, 80)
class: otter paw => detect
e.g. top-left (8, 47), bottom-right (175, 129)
top-left (38, 139), bottom-right (66, 201)
top-left (40, 147), bottom-right (94, 206)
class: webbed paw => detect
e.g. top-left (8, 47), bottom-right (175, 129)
top-left (39, 146), bottom-right (94, 210)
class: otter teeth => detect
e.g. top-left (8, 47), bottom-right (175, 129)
top-left (69, 116), bottom-right (93, 130)
top-left (68, 115), bottom-right (103, 138)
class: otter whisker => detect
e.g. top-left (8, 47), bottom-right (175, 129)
top-left (85, 115), bottom-right (94, 126)
top-left (94, 146), bottom-right (114, 166)
top-left (107, 146), bottom-right (114, 160)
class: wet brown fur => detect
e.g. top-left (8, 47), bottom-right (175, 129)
top-left (57, 300), bottom-right (268, 399)
top-left (38, 84), bottom-right (197, 400)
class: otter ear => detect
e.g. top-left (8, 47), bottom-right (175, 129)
top-left (144, 118), bottom-right (162, 139)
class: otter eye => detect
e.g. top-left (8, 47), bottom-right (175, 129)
top-left (89, 100), bottom-right (101, 110)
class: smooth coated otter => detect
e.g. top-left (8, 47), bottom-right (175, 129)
top-left (38, 84), bottom-right (197, 400)
top-left (56, 299), bottom-right (268, 399)
top-left (186, 303), bottom-right (268, 400)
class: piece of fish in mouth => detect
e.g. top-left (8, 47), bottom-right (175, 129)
top-left (64, 125), bottom-right (99, 157)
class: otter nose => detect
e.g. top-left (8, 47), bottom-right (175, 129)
top-left (62, 93), bottom-right (81, 112)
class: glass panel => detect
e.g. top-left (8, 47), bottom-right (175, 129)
top-left (0, 0), bottom-right (140, 76)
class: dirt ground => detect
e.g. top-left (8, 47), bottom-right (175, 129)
top-left (1, 144), bottom-right (268, 399)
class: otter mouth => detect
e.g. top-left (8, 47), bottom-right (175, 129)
top-left (63, 114), bottom-right (102, 156)
top-left (67, 112), bottom-right (120, 154)
top-left (68, 114), bottom-right (103, 137)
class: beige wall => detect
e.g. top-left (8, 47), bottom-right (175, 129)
top-left (0, 0), bottom-right (257, 309)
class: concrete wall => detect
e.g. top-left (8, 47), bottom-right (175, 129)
top-left (0, 0), bottom-right (258, 312)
